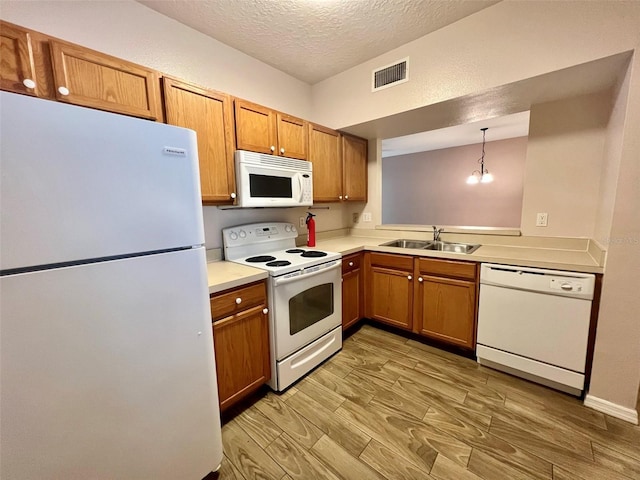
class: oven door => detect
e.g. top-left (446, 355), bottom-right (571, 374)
top-left (271, 260), bottom-right (342, 360)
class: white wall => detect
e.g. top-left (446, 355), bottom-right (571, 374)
top-left (520, 91), bottom-right (611, 237)
top-left (589, 53), bottom-right (640, 411)
top-left (382, 137), bottom-right (527, 227)
top-left (311, 1), bottom-right (640, 129)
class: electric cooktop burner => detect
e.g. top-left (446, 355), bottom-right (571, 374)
top-left (266, 260), bottom-right (291, 267)
top-left (285, 249), bottom-right (305, 254)
top-left (301, 251), bottom-right (328, 258)
top-left (246, 255), bottom-right (277, 263)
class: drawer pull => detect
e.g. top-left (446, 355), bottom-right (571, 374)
top-left (349, 261), bottom-right (354, 267)
top-left (407, 275), bottom-right (412, 281)
top-left (235, 297), bottom-right (242, 305)
top-left (263, 308), bottom-right (269, 315)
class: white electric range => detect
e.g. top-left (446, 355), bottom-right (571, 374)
top-left (223, 222), bottom-right (342, 391)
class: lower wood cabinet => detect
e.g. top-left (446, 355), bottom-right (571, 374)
top-left (364, 252), bottom-right (479, 349)
top-left (210, 281), bottom-right (270, 411)
top-left (365, 252), bottom-right (414, 331)
top-left (342, 253), bottom-right (364, 330)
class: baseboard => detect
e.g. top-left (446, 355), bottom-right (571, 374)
top-left (584, 394), bottom-right (639, 425)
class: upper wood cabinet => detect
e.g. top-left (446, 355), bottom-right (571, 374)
top-left (0, 21), bottom-right (39, 96)
top-left (342, 134), bottom-right (368, 202)
top-left (234, 99), bottom-right (308, 159)
top-left (365, 252), bottom-right (415, 331)
top-left (308, 123), bottom-right (342, 202)
top-left (49, 40), bottom-right (161, 120)
top-left (309, 124), bottom-right (368, 203)
top-left (162, 76), bottom-right (236, 204)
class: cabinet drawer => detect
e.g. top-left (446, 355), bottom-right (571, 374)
top-left (342, 253), bottom-right (362, 274)
top-left (418, 258), bottom-right (477, 280)
top-left (368, 252), bottom-right (413, 271)
top-left (210, 281), bottom-right (266, 320)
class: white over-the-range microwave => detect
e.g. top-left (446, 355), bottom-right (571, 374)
top-left (235, 150), bottom-right (313, 208)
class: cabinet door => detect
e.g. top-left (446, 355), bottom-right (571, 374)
top-left (342, 267), bottom-right (363, 330)
top-left (0, 21), bottom-right (38, 96)
top-left (277, 113), bottom-right (308, 159)
top-left (163, 77), bottom-right (236, 204)
top-left (342, 134), bottom-right (367, 202)
top-left (213, 304), bottom-right (270, 411)
top-left (415, 275), bottom-right (476, 349)
top-left (367, 266), bottom-right (414, 330)
top-left (234, 99), bottom-right (277, 154)
top-left (49, 40), bottom-right (161, 119)
top-left (309, 123), bottom-right (342, 202)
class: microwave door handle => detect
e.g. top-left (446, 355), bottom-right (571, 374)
top-left (298, 174), bottom-right (304, 203)
top-left (273, 262), bottom-right (341, 286)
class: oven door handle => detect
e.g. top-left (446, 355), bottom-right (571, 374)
top-left (273, 261), bottom-right (341, 286)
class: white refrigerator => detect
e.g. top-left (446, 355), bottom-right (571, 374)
top-left (0, 92), bottom-right (223, 479)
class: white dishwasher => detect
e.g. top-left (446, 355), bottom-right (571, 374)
top-left (476, 263), bottom-right (595, 396)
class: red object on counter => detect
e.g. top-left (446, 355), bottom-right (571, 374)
top-left (306, 212), bottom-right (316, 247)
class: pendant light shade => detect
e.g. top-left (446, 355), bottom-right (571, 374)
top-left (467, 127), bottom-right (493, 184)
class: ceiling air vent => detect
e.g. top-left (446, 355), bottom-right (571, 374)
top-left (372, 57), bottom-right (409, 92)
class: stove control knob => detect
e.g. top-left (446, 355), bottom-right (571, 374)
top-left (239, 230), bottom-right (246, 238)
top-left (285, 224), bottom-right (292, 232)
top-left (229, 231), bottom-right (238, 241)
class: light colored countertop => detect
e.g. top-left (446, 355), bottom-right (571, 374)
top-left (207, 232), bottom-right (603, 293)
top-left (207, 261), bottom-right (268, 295)
top-left (313, 235), bottom-right (604, 274)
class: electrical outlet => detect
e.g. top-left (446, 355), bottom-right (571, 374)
top-left (536, 212), bottom-right (548, 227)
top-left (362, 212), bottom-right (372, 222)
top-left (299, 216), bottom-right (306, 229)
top-left (352, 213), bottom-right (359, 224)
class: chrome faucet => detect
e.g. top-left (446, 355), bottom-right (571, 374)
top-left (432, 226), bottom-right (444, 241)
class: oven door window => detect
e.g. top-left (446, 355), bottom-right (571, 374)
top-left (289, 283), bottom-right (334, 335)
top-left (249, 173), bottom-right (293, 198)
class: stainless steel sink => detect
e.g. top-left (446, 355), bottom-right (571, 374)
top-left (380, 239), bottom-right (432, 249)
top-left (422, 241), bottom-right (481, 254)
top-left (380, 239), bottom-right (481, 254)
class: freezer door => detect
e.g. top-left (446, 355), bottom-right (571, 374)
top-left (1, 247), bottom-right (222, 480)
top-left (0, 91), bottom-right (204, 271)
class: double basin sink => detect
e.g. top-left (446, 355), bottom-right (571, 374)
top-left (380, 239), bottom-right (481, 254)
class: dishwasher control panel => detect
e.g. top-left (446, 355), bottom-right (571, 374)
top-left (549, 278), bottom-right (584, 293)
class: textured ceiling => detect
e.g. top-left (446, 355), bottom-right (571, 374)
top-left (137, 0), bottom-right (499, 84)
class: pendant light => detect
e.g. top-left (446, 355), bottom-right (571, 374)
top-left (466, 127), bottom-right (494, 184)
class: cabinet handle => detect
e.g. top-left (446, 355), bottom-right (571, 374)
top-left (23, 78), bottom-right (36, 89)
top-left (57, 86), bottom-right (70, 96)
top-left (280, 147), bottom-right (285, 154)
top-left (418, 277), bottom-right (423, 282)
top-left (349, 261), bottom-right (354, 267)
top-left (339, 195), bottom-right (343, 200)
top-left (235, 297), bottom-right (242, 305)
top-left (270, 145), bottom-right (275, 152)
top-left (262, 308), bottom-right (269, 314)
top-left (407, 275), bottom-right (412, 281)
top-left (230, 192), bottom-right (236, 199)
top-left (345, 195), bottom-right (349, 200)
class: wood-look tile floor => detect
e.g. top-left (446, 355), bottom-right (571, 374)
top-left (219, 324), bottom-right (640, 480)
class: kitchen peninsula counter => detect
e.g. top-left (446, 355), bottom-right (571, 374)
top-left (313, 233), bottom-right (604, 274)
